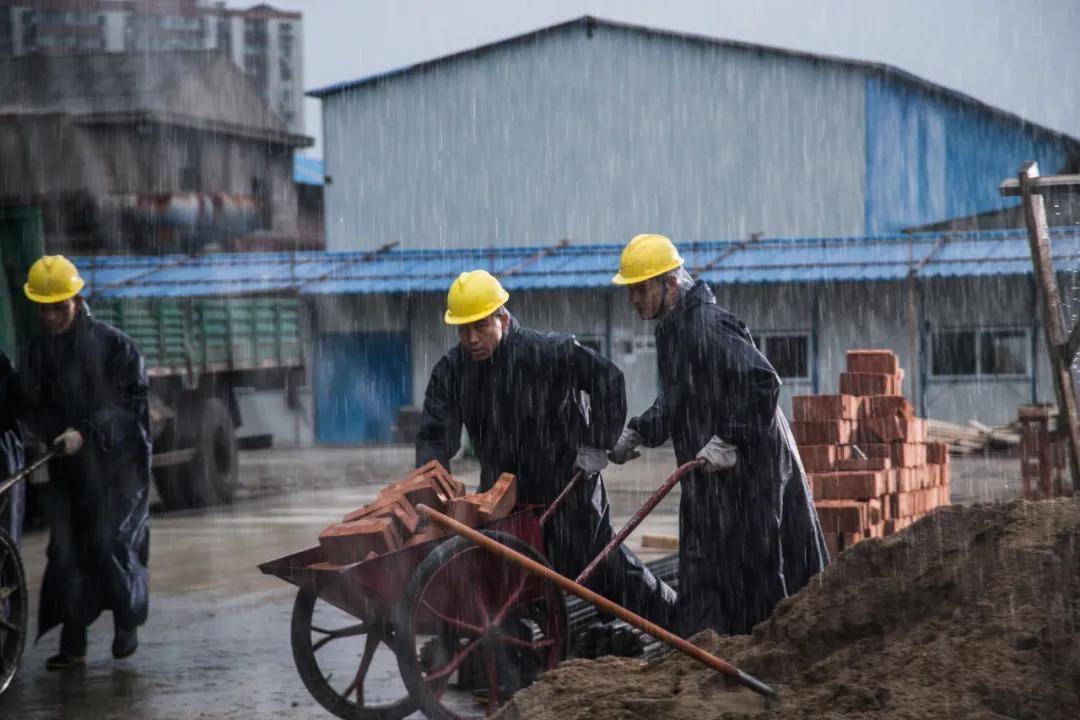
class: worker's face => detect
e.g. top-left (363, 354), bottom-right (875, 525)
top-left (458, 311), bottom-right (508, 361)
top-left (37, 298), bottom-right (79, 335)
top-left (626, 277), bottom-right (674, 320)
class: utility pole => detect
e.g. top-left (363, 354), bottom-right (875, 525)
top-left (1000, 162), bottom-right (1080, 495)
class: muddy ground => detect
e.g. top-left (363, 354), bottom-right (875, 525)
top-left (2, 447), bottom-right (1019, 719)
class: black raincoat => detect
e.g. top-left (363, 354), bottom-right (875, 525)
top-left (628, 281), bottom-right (829, 636)
top-left (19, 305), bottom-right (151, 638)
top-left (417, 316), bottom-right (678, 630)
top-left (0, 351), bottom-right (24, 545)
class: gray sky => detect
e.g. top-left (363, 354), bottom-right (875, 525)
top-left (237, 1), bottom-right (1080, 156)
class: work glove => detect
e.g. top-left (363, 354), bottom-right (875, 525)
top-left (608, 427), bottom-right (643, 464)
top-left (696, 436), bottom-right (738, 471)
top-left (575, 446), bottom-right (609, 475)
top-left (52, 427), bottom-right (84, 457)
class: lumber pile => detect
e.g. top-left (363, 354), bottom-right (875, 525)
top-left (792, 350), bottom-right (951, 556)
top-left (926, 418), bottom-right (1021, 454)
top-left (317, 461), bottom-right (517, 564)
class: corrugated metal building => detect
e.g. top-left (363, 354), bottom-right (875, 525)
top-left (311, 16), bottom-right (1079, 251)
top-left (75, 228), bottom-right (1080, 444)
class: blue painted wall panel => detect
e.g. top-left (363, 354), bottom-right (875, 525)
top-left (865, 76), bottom-right (1075, 234)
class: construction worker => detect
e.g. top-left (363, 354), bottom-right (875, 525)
top-left (18, 256), bottom-right (151, 670)
top-left (417, 270), bottom-right (677, 631)
top-left (0, 350), bottom-right (24, 545)
top-left (609, 234), bottom-right (829, 637)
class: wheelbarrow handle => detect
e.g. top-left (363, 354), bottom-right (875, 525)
top-left (575, 458), bottom-right (705, 586)
top-left (0, 447), bottom-right (60, 497)
top-left (538, 469), bottom-right (587, 527)
top-left (417, 502), bottom-right (779, 702)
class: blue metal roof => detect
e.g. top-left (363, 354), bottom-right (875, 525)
top-left (71, 228), bottom-right (1080, 299)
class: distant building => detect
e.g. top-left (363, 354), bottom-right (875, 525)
top-left (0, 50), bottom-right (312, 252)
top-left (0, 0), bottom-right (305, 134)
top-left (311, 16), bottom-right (1080, 252)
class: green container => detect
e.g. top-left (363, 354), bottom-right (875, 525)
top-left (0, 206), bottom-right (46, 360)
top-left (92, 295), bottom-right (302, 377)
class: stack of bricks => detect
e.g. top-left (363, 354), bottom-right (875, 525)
top-left (316, 460), bottom-right (517, 565)
top-left (791, 349), bottom-right (951, 556)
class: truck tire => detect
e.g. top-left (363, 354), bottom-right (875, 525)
top-left (188, 397), bottom-right (238, 505)
top-left (151, 411), bottom-right (204, 511)
top-left (152, 465), bottom-right (198, 511)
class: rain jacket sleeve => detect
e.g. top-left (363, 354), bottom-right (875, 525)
top-left (415, 354), bottom-right (463, 469)
top-left (627, 392), bottom-right (670, 448)
top-left (569, 338), bottom-right (627, 450)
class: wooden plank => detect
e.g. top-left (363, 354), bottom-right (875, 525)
top-left (1012, 162), bottom-right (1080, 494)
top-left (999, 173), bottom-right (1080, 197)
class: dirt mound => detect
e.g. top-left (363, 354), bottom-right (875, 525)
top-left (500, 499), bottom-right (1080, 719)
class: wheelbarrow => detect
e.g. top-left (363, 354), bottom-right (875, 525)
top-left (260, 458), bottom-right (774, 719)
top-left (0, 448), bottom-right (56, 695)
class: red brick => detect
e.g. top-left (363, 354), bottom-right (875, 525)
top-left (815, 499), bottom-right (879, 533)
top-left (860, 395), bottom-right (915, 419)
top-left (846, 349), bottom-right (900, 374)
top-left (894, 467), bottom-right (919, 493)
top-left (319, 516), bottom-right (402, 564)
top-left (854, 417), bottom-right (927, 444)
top-left (792, 394), bottom-right (862, 421)
top-left (925, 442), bottom-right (949, 465)
top-left (841, 532), bottom-right (864, 549)
top-left (404, 528), bottom-right (446, 547)
top-left (860, 442), bottom-right (927, 467)
top-left (810, 470), bottom-right (889, 500)
top-left (798, 444), bottom-right (838, 472)
top-left (823, 532), bottom-right (843, 557)
top-left (839, 372), bottom-right (901, 396)
top-left (865, 521), bottom-right (885, 539)
top-left (791, 420), bottom-right (853, 445)
top-left (447, 473), bottom-right (518, 527)
top-left (884, 517), bottom-right (913, 535)
top-left (835, 457), bottom-right (892, 471)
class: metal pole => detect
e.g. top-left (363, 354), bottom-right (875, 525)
top-left (417, 503), bottom-right (780, 702)
top-left (1016, 162), bottom-right (1080, 494)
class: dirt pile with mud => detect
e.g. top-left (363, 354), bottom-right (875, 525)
top-left (500, 499), bottom-right (1080, 719)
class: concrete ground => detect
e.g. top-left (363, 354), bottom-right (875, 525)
top-left (1, 445), bottom-right (1021, 719)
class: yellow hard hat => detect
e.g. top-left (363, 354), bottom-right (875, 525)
top-left (444, 269), bottom-right (510, 325)
top-left (611, 233), bottom-right (684, 285)
top-left (24, 255), bottom-right (85, 304)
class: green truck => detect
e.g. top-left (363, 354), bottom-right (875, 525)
top-left (1, 206), bottom-right (304, 510)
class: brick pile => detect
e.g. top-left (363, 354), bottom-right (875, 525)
top-left (791, 349), bottom-right (950, 556)
top-left (317, 460), bottom-right (517, 565)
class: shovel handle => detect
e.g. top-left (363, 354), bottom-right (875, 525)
top-left (417, 503), bottom-right (780, 702)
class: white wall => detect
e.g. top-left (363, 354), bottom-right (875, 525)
top-left (322, 23), bottom-right (867, 251)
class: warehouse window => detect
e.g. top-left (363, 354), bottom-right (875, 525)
top-left (753, 332), bottom-right (810, 381)
top-left (931, 328), bottom-right (1028, 377)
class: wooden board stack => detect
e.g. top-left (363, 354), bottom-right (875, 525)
top-left (317, 460), bottom-right (517, 565)
top-left (791, 349), bottom-right (951, 556)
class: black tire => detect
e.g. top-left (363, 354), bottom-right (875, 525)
top-left (190, 397), bottom-right (237, 505)
top-left (395, 531), bottom-right (568, 720)
top-left (290, 588), bottom-right (415, 720)
top-left (0, 528), bottom-right (28, 695)
top-left (152, 464), bottom-right (197, 511)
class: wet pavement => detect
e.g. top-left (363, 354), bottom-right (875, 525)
top-left (2, 445), bottom-right (1018, 719)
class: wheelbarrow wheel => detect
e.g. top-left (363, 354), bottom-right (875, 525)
top-left (395, 531), bottom-right (567, 719)
top-left (0, 528), bottom-right (27, 695)
top-left (291, 588), bottom-right (415, 720)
